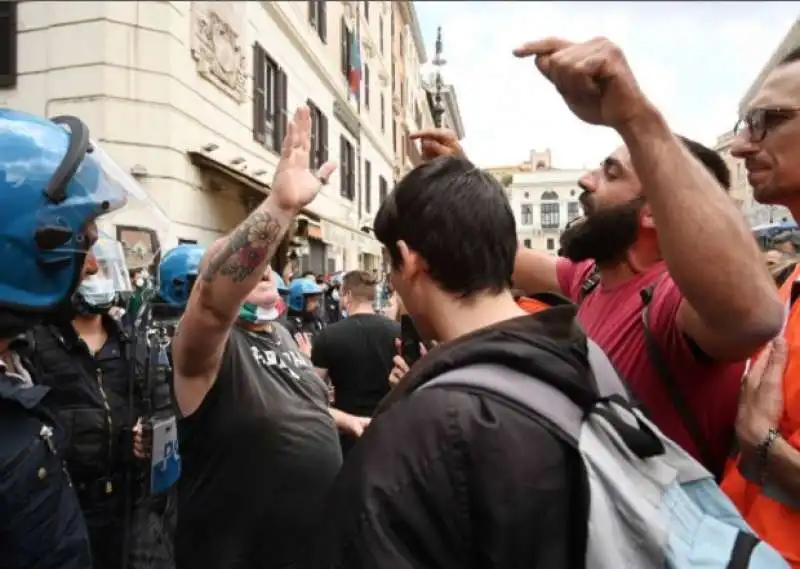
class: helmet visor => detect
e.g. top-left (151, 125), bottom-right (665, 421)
top-left (86, 141), bottom-right (171, 272)
top-left (89, 236), bottom-right (133, 293)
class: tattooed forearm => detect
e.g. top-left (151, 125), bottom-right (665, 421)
top-left (202, 211), bottom-right (284, 284)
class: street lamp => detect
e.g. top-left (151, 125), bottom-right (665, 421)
top-left (431, 26), bottom-right (447, 129)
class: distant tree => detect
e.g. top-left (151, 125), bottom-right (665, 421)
top-left (500, 174), bottom-right (513, 187)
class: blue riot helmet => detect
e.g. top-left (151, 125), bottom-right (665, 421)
top-left (274, 271), bottom-right (289, 296)
top-left (0, 110), bottom-right (169, 333)
top-left (158, 245), bottom-right (206, 310)
top-left (287, 277), bottom-right (323, 312)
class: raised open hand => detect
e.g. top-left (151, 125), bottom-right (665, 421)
top-left (271, 106), bottom-right (337, 213)
top-left (513, 37), bottom-right (652, 131)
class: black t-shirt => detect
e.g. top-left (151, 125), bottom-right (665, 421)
top-left (175, 324), bottom-right (342, 569)
top-left (311, 314), bottom-right (400, 417)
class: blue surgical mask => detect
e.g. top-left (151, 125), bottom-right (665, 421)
top-left (77, 276), bottom-right (116, 308)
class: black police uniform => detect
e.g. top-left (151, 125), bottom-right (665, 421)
top-left (0, 355), bottom-right (92, 569)
top-left (285, 309), bottom-right (325, 338)
top-left (26, 313), bottom-right (145, 569)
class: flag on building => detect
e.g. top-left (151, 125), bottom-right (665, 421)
top-left (348, 13), bottom-right (362, 101)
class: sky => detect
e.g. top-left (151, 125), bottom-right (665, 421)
top-left (414, 1), bottom-right (799, 169)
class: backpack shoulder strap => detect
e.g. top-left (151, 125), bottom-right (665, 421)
top-left (639, 276), bottom-right (715, 471)
top-left (578, 265), bottom-right (601, 303)
top-left (421, 363), bottom-right (584, 443)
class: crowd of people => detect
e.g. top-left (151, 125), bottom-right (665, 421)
top-left (2, 33), bottom-right (800, 569)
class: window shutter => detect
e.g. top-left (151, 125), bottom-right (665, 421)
top-left (318, 1), bottom-right (327, 43)
top-left (278, 68), bottom-right (288, 150)
top-left (348, 144), bottom-right (355, 200)
top-left (321, 113), bottom-right (329, 164)
top-left (339, 136), bottom-right (347, 198)
top-left (340, 18), bottom-right (347, 76)
top-left (252, 44), bottom-right (266, 144)
top-left (0, 2), bottom-right (16, 89)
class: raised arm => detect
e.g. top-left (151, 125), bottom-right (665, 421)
top-left (172, 107), bottom-right (336, 412)
top-left (621, 107), bottom-right (782, 359)
top-left (514, 36), bottom-right (782, 360)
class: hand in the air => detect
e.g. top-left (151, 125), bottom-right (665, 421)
top-left (409, 128), bottom-right (466, 163)
top-left (271, 106), bottom-right (337, 213)
top-left (513, 37), bottom-right (652, 131)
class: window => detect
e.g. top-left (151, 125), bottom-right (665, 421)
top-left (380, 94), bottom-right (385, 131)
top-left (390, 10), bottom-right (394, 38)
top-left (364, 64), bottom-right (370, 108)
top-left (340, 17), bottom-right (352, 80)
top-left (379, 17), bottom-right (384, 54)
top-left (178, 238), bottom-right (198, 245)
top-left (392, 119), bottom-right (397, 153)
top-left (400, 80), bottom-right (405, 106)
top-left (308, 1), bottom-right (327, 43)
top-left (414, 103), bottom-right (422, 129)
top-left (340, 136), bottom-right (355, 200)
top-left (523, 239), bottom-right (532, 248)
top-left (363, 0), bottom-right (369, 20)
top-left (391, 60), bottom-right (395, 92)
top-left (0, 2), bottom-right (17, 88)
top-left (520, 204), bottom-right (533, 225)
top-left (379, 176), bottom-right (388, 204)
top-left (546, 238), bottom-right (555, 251)
top-left (252, 43), bottom-right (287, 153)
top-left (307, 100), bottom-right (328, 171)
top-left (364, 160), bottom-right (372, 213)
top-left (541, 203), bottom-right (560, 229)
top-left (567, 201), bottom-right (580, 222)
top-left (541, 190), bottom-right (558, 200)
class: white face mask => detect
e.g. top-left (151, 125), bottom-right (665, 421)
top-left (255, 306), bottom-right (279, 322)
top-left (78, 276), bottom-right (116, 307)
top-left (332, 289), bottom-right (340, 301)
top-left (135, 278), bottom-right (145, 288)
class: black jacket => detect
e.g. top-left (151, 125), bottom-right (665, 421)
top-left (309, 305), bottom-right (591, 569)
top-left (0, 373), bottom-right (92, 569)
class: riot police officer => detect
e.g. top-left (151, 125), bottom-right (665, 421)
top-left (285, 277), bottom-right (326, 337)
top-left (26, 236), bottom-right (171, 569)
top-left (0, 109), bottom-right (168, 567)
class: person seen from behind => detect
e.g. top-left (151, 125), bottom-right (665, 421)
top-left (311, 270), bottom-right (399, 455)
top-left (722, 46), bottom-right (800, 567)
top-left (309, 152), bottom-right (587, 568)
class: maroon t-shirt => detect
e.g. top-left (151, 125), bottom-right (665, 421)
top-left (557, 258), bottom-right (742, 475)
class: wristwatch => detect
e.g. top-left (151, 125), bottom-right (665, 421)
top-left (756, 427), bottom-right (781, 485)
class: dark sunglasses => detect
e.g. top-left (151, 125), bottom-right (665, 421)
top-left (734, 106), bottom-right (800, 143)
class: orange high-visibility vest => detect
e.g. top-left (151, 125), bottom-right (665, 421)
top-left (721, 264), bottom-right (800, 568)
top-left (516, 296), bottom-right (553, 315)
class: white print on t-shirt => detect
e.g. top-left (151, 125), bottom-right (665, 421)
top-left (249, 345), bottom-right (311, 381)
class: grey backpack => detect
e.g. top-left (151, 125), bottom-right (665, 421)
top-left (421, 340), bottom-right (788, 568)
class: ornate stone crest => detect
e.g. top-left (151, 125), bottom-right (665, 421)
top-left (191, 3), bottom-right (246, 103)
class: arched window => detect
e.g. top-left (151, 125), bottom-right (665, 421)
top-left (541, 190), bottom-right (558, 201)
top-left (536, 161), bottom-right (547, 170)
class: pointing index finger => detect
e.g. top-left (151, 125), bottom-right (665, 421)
top-left (513, 37), bottom-right (574, 58)
top-left (409, 128), bottom-right (455, 144)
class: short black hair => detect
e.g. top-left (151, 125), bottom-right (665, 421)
top-left (779, 46), bottom-right (800, 66)
top-left (373, 156), bottom-right (516, 298)
top-left (677, 136), bottom-right (731, 190)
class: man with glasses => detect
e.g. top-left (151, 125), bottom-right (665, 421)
top-left (722, 47), bottom-right (800, 568)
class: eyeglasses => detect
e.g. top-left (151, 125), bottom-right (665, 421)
top-left (734, 106), bottom-right (800, 143)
